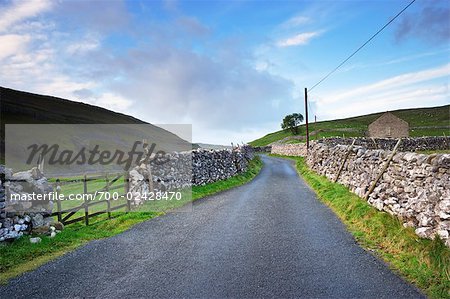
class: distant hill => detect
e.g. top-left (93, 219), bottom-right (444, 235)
top-left (0, 87), bottom-right (192, 174)
top-left (249, 105), bottom-right (450, 147)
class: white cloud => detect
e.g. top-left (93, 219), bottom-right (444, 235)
top-left (109, 45), bottom-right (295, 133)
top-left (0, 0), bottom-right (53, 32)
top-left (337, 48), bottom-right (450, 75)
top-left (277, 31), bottom-right (321, 47)
top-left (282, 15), bottom-right (310, 28)
top-left (323, 84), bottom-right (449, 120)
top-left (66, 35), bottom-right (100, 55)
top-left (315, 64), bottom-right (450, 121)
top-left (320, 63), bottom-right (450, 105)
top-left (0, 1), bottom-right (131, 115)
top-left (0, 1), bottom-right (305, 144)
top-left (0, 34), bottom-right (31, 60)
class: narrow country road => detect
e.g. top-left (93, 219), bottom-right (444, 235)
top-left (1, 156), bottom-right (424, 299)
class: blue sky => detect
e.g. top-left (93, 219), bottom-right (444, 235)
top-left (0, 0), bottom-right (449, 144)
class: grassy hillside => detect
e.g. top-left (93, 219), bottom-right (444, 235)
top-left (0, 87), bottom-right (192, 173)
top-left (250, 105), bottom-right (450, 147)
top-left (0, 87), bottom-right (151, 125)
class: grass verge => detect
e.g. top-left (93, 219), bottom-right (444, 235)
top-left (416, 149), bottom-right (450, 155)
top-left (271, 154), bottom-right (450, 299)
top-left (0, 156), bottom-right (263, 284)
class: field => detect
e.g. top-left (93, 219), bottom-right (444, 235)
top-left (250, 105), bottom-right (450, 147)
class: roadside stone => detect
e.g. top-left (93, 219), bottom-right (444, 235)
top-left (32, 225), bottom-right (50, 235)
top-left (53, 222), bottom-right (64, 231)
top-left (1, 218), bottom-right (13, 228)
top-left (415, 227), bottom-right (434, 238)
top-left (32, 214), bottom-right (44, 227)
top-left (43, 217), bottom-right (55, 227)
top-left (437, 230), bottom-right (449, 239)
top-left (403, 221), bottom-right (416, 228)
top-left (404, 186), bottom-right (415, 193)
top-left (438, 221), bottom-right (450, 231)
top-left (30, 237), bottom-right (42, 244)
top-left (438, 211), bottom-right (450, 220)
top-left (11, 170), bottom-right (33, 182)
top-left (438, 199), bottom-right (450, 213)
top-left (4, 230), bottom-right (21, 240)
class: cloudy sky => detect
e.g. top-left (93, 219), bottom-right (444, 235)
top-left (0, 0), bottom-right (449, 144)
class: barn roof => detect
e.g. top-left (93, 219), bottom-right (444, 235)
top-left (369, 112), bottom-right (409, 127)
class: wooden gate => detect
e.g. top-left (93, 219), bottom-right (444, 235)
top-left (50, 172), bottom-right (131, 225)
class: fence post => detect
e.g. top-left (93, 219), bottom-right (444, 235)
top-left (125, 172), bottom-right (131, 212)
top-left (105, 173), bottom-right (111, 219)
top-left (147, 166), bottom-right (154, 194)
top-left (83, 174), bottom-right (89, 225)
top-left (55, 179), bottom-right (62, 223)
top-left (334, 139), bottom-right (356, 183)
top-left (364, 138), bottom-right (402, 201)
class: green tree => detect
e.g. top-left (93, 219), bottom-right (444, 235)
top-left (281, 113), bottom-right (304, 135)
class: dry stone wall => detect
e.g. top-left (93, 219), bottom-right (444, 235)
top-left (271, 143), bottom-right (308, 156)
top-left (306, 142), bottom-right (450, 247)
top-left (0, 166), bottom-right (62, 242)
top-left (251, 146), bottom-right (272, 153)
top-left (129, 146), bottom-right (254, 205)
top-left (1, 146), bottom-right (255, 241)
top-left (317, 136), bottom-right (449, 152)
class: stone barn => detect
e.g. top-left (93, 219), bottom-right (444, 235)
top-left (368, 112), bottom-right (409, 138)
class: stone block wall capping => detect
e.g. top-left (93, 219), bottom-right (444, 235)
top-left (334, 139), bottom-right (356, 183)
top-left (364, 138), bottom-right (402, 201)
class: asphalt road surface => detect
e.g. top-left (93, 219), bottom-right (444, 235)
top-left (1, 155), bottom-right (424, 298)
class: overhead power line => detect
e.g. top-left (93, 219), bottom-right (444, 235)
top-left (309, 0), bottom-right (416, 92)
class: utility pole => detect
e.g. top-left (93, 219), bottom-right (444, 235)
top-left (304, 88), bottom-right (309, 149)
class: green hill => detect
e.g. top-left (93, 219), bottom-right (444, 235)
top-left (1, 86), bottom-right (157, 125)
top-left (0, 87), bottom-right (192, 174)
top-left (249, 105), bottom-right (450, 147)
